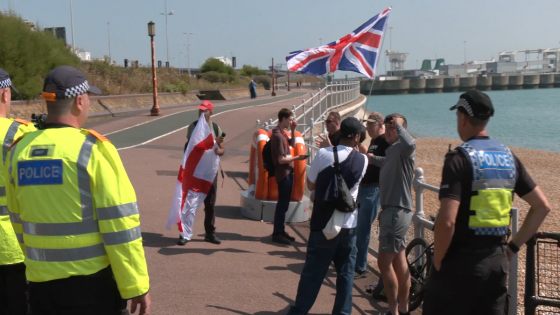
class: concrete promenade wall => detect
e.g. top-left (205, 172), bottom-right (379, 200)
top-left (10, 87), bottom-right (266, 120)
top-left (360, 73), bottom-right (560, 95)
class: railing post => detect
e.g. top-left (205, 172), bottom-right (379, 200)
top-left (308, 117), bottom-right (314, 146)
top-left (412, 168), bottom-right (426, 241)
top-left (256, 119), bottom-right (260, 131)
top-left (524, 235), bottom-right (537, 315)
top-left (269, 118), bottom-right (273, 126)
top-left (302, 101), bottom-right (306, 131)
top-left (508, 208), bottom-right (519, 315)
top-left (264, 122), bottom-right (269, 131)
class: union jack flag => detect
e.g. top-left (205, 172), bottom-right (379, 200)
top-left (286, 8), bottom-right (391, 78)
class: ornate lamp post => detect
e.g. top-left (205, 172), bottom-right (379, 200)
top-left (148, 21), bottom-right (161, 116)
top-left (271, 58), bottom-right (276, 97)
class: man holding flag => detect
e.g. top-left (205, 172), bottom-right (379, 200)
top-left (167, 101), bottom-right (224, 245)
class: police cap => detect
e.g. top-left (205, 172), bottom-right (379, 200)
top-left (450, 89), bottom-right (494, 119)
top-left (0, 68), bottom-right (18, 94)
top-left (41, 66), bottom-right (102, 102)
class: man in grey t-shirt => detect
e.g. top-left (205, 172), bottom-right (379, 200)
top-left (368, 114), bottom-right (415, 315)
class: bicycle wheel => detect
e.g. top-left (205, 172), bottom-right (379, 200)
top-left (405, 238), bottom-right (432, 312)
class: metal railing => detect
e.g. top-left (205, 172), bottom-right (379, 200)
top-left (525, 232), bottom-right (560, 315)
top-left (256, 81), bottom-right (360, 145)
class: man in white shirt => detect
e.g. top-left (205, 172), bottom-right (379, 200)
top-left (287, 117), bottom-right (368, 315)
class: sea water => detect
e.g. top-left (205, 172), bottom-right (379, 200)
top-left (365, 88), bottom-right (560, 152)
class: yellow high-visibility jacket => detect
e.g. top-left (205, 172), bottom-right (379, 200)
top-left (0, 118), bottom-right (36, 266)
top-left (6, 126), bottom-right (149, 299)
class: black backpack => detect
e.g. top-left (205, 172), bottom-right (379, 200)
top-left (262, 140), bottom-right (275, 177)
top-left (333, 146), bottom-right (360, 213)
top-left (184, 120), bottom-right (220, 152)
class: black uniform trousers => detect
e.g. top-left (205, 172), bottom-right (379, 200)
top-left (28, 266), bottom-right (128, 315)
top-left (422, 245), bottom-right (508, 315)
top-left (0, 262), bottom-right (27, 315)
top-left (204, 175), bottom-right (218, 235)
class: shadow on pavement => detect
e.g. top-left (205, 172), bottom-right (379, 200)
top-left (206, 292), bottom-right (330, 315)
top-left (214, 206), bottom-right (246, 220)
top-left (158, 247), bottom-right (253, 256)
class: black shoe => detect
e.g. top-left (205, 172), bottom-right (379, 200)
top-left (205, 233), bottom-right (221, 245)
top-left (283, 232), bottom-right (296, 242)
top-left (272, 234), bottom-right (291, 245)
top-left (398, 312), bottom-right (410, 315)
top-left (177, 236), bottom-right (189, 246)
top-left (354, 269), bottom-right (368, 279)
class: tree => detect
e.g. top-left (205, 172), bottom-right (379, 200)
top-left (239, 65), bottom-right (266, 77)
top-left (200, 58), bottom-right (236, 76)
top-left (0, 12), bottom-right (80, 100)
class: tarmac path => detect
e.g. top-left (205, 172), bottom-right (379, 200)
top-left (84, 91), bottom-right (404, 315)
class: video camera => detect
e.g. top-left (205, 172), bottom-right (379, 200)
top-left (31, 113), bottom-right (48, 130)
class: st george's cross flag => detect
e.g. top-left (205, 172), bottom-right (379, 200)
top-left (286, 7), bottom-right (391, 78)
top-left (166, 113), bottom-right (219, 240)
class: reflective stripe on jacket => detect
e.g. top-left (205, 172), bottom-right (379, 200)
top-left (0, 118), bottom-right (35, 266)
top-left (6, 127), bottom-right (149, 299)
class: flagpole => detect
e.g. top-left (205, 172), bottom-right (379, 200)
top-left (363, 6), bottom-right (392, 122)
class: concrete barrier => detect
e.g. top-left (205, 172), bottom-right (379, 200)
top-left (476, 76), bottom-right (492, 91)
top-left (459, 77), bottom-right (477, 91)
top-left (508, 75), bottom-right (523, 89)
top-left (443, 77), bottom-right (460, 92)
top-left (10, 87), bottom-right (265, 121)
top-left (554, 74), bottom-right (560, 88)
top-left (426, 78), bottom-right (444, 92)
top-left (492, 76), bottom-right (509, 90)
top-left (539, 74), bottom-right (554, 88)
top-left (383, 79), bottom-right (410, 94)
top-left (523, 74), bottom-right (540, 89)
top-left (409, 79), bottom-right (426, 93)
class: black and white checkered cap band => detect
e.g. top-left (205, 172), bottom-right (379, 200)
top-left (0, 78), bottom-right (12, 89)
top-left (456, 98), bottom-right (474, 116)
top-left (64, 80), bottom-right (90, 98)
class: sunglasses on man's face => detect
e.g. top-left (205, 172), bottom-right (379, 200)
top-left (325, 120), bottom-right (335, 124)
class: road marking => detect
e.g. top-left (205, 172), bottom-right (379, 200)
top-left (116, 94), bottom-right (305, 151)
top-left (104, 92), bottom-right (298, 136)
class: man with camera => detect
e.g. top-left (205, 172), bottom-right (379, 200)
top-left (287, 117), bottom-right (368, 315)
top-left (0, 68), bottom-right (36, 315)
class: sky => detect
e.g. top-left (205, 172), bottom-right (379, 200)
top-left (4, 0), bottom-right (560, 78)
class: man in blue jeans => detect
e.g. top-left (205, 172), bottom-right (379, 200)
top-left (355, 112), bottom-right (389, 278)
top-left (270, 108), bottom-right (307, 245)
top-left (288, 117), bottom-right (368, 315)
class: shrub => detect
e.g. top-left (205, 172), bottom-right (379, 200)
top-left (0, 12), bottom-right (80, 100)
top-left (198, 71), bottom-right (236, 84)
top-left (239, 64), bottom-right (266, 77)
top-left (200, 58), bottom-right (236, 76)
top-left (254, 75), bottom-right (271, 90)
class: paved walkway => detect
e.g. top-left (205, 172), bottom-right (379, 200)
top-left (86, 91), bottom-right (406, 315)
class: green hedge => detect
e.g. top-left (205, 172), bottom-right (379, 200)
top-left (0, 13), bottom-right (80, 100)
top-left (197, 71), bottom-right (236, 84)
top-left (254, 75), bottom-right (271, 90)
top-left (200, 58), bottom-right (236, 76)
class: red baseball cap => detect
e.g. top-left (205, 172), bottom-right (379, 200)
top-left (198, 100), bottom-right (214, 111)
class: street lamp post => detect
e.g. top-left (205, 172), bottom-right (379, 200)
top-left (287, 70), bottom-right (290, 91)
top-left (69, 0), bottom-right (75, 52)
top-left (389, 27), bottom-right (393, 50)
top-left (107, 22), bottom-right (111, 63)
top-left (464, 41), bottom-right (467, 63)
top-left (160, 0), bottom-right (174, 66)
top-left (271, 58), bottom-right (276, 97)
top-left (148, 21), bottom-right (160, 116)
top-left (184, 32), bottom-right (194, 76)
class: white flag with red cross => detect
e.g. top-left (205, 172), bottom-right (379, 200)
top-left (166, 113), bottom-right (219, 240)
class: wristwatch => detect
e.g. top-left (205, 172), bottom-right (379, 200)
top-left (507, 241), bottom-right (520, 254)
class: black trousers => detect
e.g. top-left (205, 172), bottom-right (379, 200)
top-left (28, 267), bottom-right (127, 315)
top-left (203, 175), bottom-right (218, 234)
top-left (0, 262), bottom-right (27, 315)
top-left (422, 246), bottom-right (508, 315)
